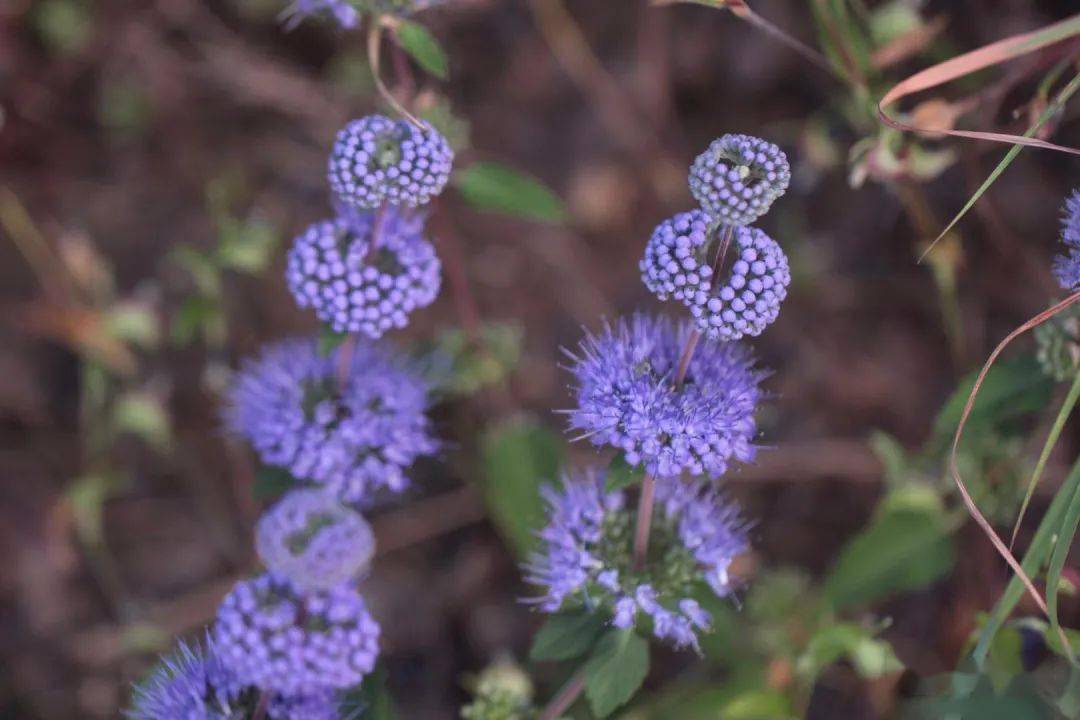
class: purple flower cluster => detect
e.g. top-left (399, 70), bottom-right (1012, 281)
top-left (643, 134), bottom-right (791, 341)
top-left (640, 210), bottom-right (714, 305)
top-left (256, 489), bottom-right (375, 592)
top-left (642, 214), bottom-right (791, 341)
top-left (213, 573), bottom-right (380, 697)
top-left (286, 208), bottom-right (441, 338)
top-left (226, 337), bottom-right (437, 505)
top-left (526, 471), bottom-right (748, 650)
top-left (567, 314), bottom-right (764, 479)
top-left (329, 115), bottom-right (453, 210)
top-left (1053, 189), bottom-right (1080, 291)
top-left (687, 226), bottom-right (790, 341)
top-left (688, 134), bottom-right (790, 227)
top-left (128, 640), bottom-right (238, 720)
top-left (281, 0), bottom-right (359, 29)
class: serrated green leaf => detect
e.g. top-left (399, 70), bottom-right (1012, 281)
top-left (395, 20), bottom-right (448, 80)
top-left (529, 609), bottom-right (607, 662)
top-left (254, 466), bottom-right (298, 502)
top-left (583, 628), bottom-right (649, 718)
top-left (825, 506), bottom-right (954, 609)
top-left (604, 453), bottom-right (644, 493)
top-left (480, 418), bottom-right (562, 556)
top-left (454, 163), bottom-right (566, 224)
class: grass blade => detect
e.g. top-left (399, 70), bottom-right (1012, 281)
top-left (923, 69), bottom-right (1080, 258)
top-left (1011, 362), bottom-right (1080, 550)
top-left (974, 455), bottom-right (1080, 666)
top-left (1047, 474), bottom-right (1080, 664)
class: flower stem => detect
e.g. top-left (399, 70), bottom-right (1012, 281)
top-left (632, 471), bottom-right (657, 569)
top-left (251, 691), bottom-right (270, 720)
top-left (538, 666), bottom-right (587, 720)
top-left (634, 223), bottom-right (734, 567)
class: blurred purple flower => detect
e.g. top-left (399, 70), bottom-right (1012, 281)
top-left (281, 1), bottom-right (360, 30)
top-left (225, 337), bottom-right (437, 505)
top-left (286, 207), bottom-right (441, 338)
top-left (329, 115), bottom-right (453, 210)
top-left (1053, 189), bottom-right (1080, 291)
top-left (213, 573), bottom-right (380, 697)
top-left (256, 488), bottom-right (375, 592)
top-left (127, 639), bottom-right (238, 720)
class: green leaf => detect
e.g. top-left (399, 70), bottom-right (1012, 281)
top-left (529, 609), bottom-right (607, 662)
top-left (343, 665), bottom-right (397, 720)
top-left (394, 20), bottom-right (448, 80)
top-left (825, 504), bottom-right (954, 609)
top-left (930, 355), bottom-right (1052, 452)
top-left (480, 418), bottom-right (562, 556)
top-left (796, 623), bottom-right (903, 682)
top-left (254, 466), bottom-right (298, 502)
top-left (604, 453), bottom-right (644, 493)
top-left (319, 327), bottom-right (349, 356)
top-left (584, 628), bottom-right (650, 718)
top-left (112, 391), bottom-right (172, 452)
top-left (721, 690), bottom-right (795, 720)
top-left (454, 163), bottom-right (566, 224)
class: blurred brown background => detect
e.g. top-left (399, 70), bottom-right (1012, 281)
top-left (2, 0), bottom-right (1080, 717)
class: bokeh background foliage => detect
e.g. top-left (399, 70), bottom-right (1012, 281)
top-left (3, 0), bottom-right (1080, 718)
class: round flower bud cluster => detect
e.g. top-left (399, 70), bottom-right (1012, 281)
top-left (1053, 188), bottom-right (1080, 292)
top-left (285, 208), bottom-right (441, 338)
top-left (640, 210), bottom-right (714, 304)
top-left (226, 337), bottom-right (437, 505)
top-left (213, 573), bottom-right (380, 697)
top-left (256, 489), bottom-right (376, 592)
top-left (567, 314), bottom-right (763, 480)
top-left (642, 213), bottom-right (790, 341)
top-left (688, 134), bottom-right (790, 227)
top-left (526, 471), bottom-right (748, 650)
top-left (643, 133), bottom-right (791, 341)
top-left (686, 226), bottom-right (790, 341)
top-left (329, 114), bottom-right (453, 210)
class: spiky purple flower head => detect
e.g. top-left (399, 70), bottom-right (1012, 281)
top-left (281, 0), bottom-right (359, 29)
top-left (329, 115), bottom-right (453, 210)
top-left (689, 134), bottom-right (790, 226)
top-left (226, 337), bottom-right (437, 505)
top-left (1053, 189), bottom-right (1080, 291)
top-left (128, 639), bottom-right (238, 720)
top-left (524, 470), bottom-right (749, 650)
top-left (286, 206), bottom-right (441, 338)
top-left (256, 489), bottom-right (375, 592)
top-left (567, 314), bottom-right (765, 480)
top-left (213, 573), bottom-right (380, 697)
